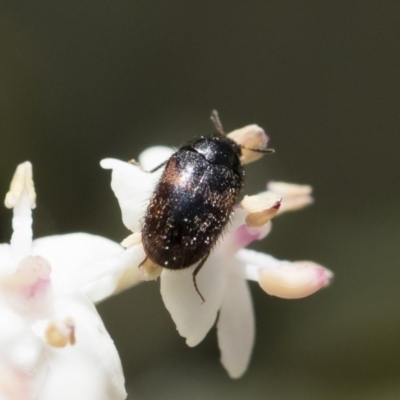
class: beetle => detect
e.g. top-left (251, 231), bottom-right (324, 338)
top-left (140, 111), bottom-right (273, 301)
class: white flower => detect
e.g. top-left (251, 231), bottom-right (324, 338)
top-left (101, 128), bottom-right (333, 379)
top-left (0, 162), bottom-right (131, 400)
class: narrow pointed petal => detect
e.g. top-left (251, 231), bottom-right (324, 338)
top-left (217, 259), bottom-right (254, 379)
top-left (100, 158), bottom-right (160, 232)
top-left (4, 161), bottom-right (36, 210)
top-left (32, 233), bottom-right (145, 297)
top-left (160, 252), bottom-right (227, 347)
top-left (5, 162), bottom-right (36, 263)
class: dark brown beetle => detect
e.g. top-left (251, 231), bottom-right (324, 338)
top-left (140, 111), bottom-right (273, 301)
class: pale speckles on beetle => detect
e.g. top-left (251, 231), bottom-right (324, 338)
top-left (140, 111), bottom-right (274, 302)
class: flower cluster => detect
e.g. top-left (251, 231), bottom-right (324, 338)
top-left (0, 162), bottom-right (129, 400)
top-left (101, 124), bottom-right (333, 378)
top-left (1, 123), bottom-right (333, 399)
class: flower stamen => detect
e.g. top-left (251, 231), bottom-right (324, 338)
top-left (45, 319), bottom-right (76, 348)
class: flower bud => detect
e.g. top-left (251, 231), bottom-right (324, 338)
top-left (258, 261), bottom-right (333, 299)
top-left (240, 192), bottom-right (281, 227)
top-left (4, 161), bottom-right (36, 209)
top-left (267, 181), bottom-right (313, 214)
top-left (227, 125), bottom-right (270, 164)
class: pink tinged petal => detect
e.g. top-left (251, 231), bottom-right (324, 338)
top-left (229, 222), bottom-right (272, 251)
top-left (267, 181), bottom-right (314, 214)
top-left (217, 260), bottom-right (255, 379)
top-left (33, 233), bottom-right (145, 299)
top-left (0, 362), bottom-right (33, 400)
top-left (100, 158), bottom-right (160, 232)
top-left (227, 125), bottom-right (270, 164)
top-left (258, 261), bottom-right (333, 299)
top-left (2, 256), bottom-right (52, 317)
top-left (222, 194), bottom-right (278, 253)
top-left (160, 252), bottom-right (227, 347)
top-left (4, 162), bottom-right (36, 263)
top-left (238, 249), bottom-right (333, 299)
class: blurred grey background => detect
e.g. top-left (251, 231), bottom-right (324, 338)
top-left (0, 1), bottom-right (399, 399)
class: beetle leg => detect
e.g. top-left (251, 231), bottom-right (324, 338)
top-left (148, 160), bottom-right (168, 173)
top-left (127, 159), bottom-right (168, 173)
top-left (138, 256), bottom-right (148, 268)
top-left (193, 253), bottom-right (210, 304)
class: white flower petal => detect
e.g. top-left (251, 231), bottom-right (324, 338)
top-left (0, 361), bottom-right (34, 400)
top-left (111, 264), bottom-right (143, 296)
top-left (101, 158), bottom-right (160, 232)
top-left (38, 293), bottom-right (126, 400)
top-left (38, 356), bottom-right (112, 400)
top-left (138, 146), bottom-right (175, 171)
top-left (81, 274), bottom-right (121, 304)
top-left (5, 163), bottom-right (37, 263)
top-left (32, 233), bottom-right (145, 297)
top-left (0, 303), bottom-right (28, 350)
top-left (237, 248), bottom-right (283, 277)
top-left (9, 193), bottom-right (34, 264)
top-left (160, 252), bottom-right (227, 347)
top-left (0, 244), bottom-right (12, 277)
top-left (2, 256), bottom-right (52, 317)
top-left (217, 259), bottom-right (254, 379)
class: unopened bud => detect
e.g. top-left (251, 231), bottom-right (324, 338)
top-left (4, 162), bottom-right (36, 209)
top-left (267, 181), bottom-right (313, 214)
top-left (228, 125), bottom-right (270, 164)
top-left (258, 261), bottom-right (333, 299)
top-left (241, 193), bottom-right (281, 227)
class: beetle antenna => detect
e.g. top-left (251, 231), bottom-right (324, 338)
top-left (241, 146), bottom-right (275, 154)
top-left (210, 110), bottom-right (225, 135)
